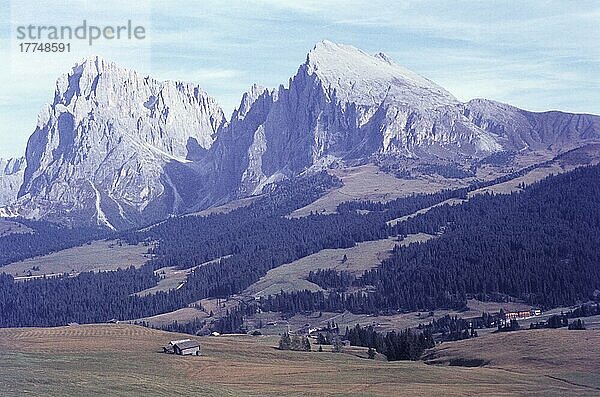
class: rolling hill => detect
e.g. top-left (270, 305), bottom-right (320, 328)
top-left (0, 324), bottom-right (598, 396)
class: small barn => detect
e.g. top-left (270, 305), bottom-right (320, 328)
top-left (164, 339), bottom-right (200, 356)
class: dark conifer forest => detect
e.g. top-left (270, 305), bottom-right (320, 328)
top-left (362, 164), bottom-right (600, 309)
top-left (344, 324), bottom-right (435, 361)
top-left (1, 165), bottom-right (600, 327)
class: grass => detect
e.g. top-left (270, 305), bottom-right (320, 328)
top-left (425, 329), bottom-right (600, 391)
top-left (0, 324), bottom-right (597, 396)
top-left (291, 145), bottom-right (600, 219)
top-left (135, 296), bottom-right (535, 336)
top-left (0, 240), bottom-right (150, 279)
top-left (189, 195), bottom-right (262, 216)
top-left (135, 256), bottom-right (231, 297)
top-left (386, 146), bottom-right (600, 227)
top-left (243, 234), bottom-right (433, 298)
top-left (133, 306), bottom-right (207, 327)
top-left (134, 266), bottom-right (189, 296)
top-left (289, 165), bottom-right (466, 218)
top-left (246, 298), bottom-right (532, 336)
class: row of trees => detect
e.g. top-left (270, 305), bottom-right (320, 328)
top-left (530, 313), bottom-right (588, 330)
top-left (278, 333), bottom-right (311, 351)
top-left (417, 314), bottom-right (484, 341)
top-left (307, 269), bottom-right (355, 291)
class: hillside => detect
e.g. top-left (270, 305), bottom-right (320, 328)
top-left (2, 164), bottom-right (600, 329)
top-left (424, 329), bottom-right (600, 391)
top-left (0, 324), bottom-right (598, 396)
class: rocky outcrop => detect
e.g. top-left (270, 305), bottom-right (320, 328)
top-left (0, 157), bottom-right (26, 207)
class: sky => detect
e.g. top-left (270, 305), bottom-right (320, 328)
top-left (0, 0), bottom-right (599, 158)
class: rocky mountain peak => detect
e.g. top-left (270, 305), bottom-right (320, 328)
top-left (0, 157), bottom-right (26, 176)
top-left (11, 56), bottom-right (227, 229)
top-left (303, 40), bottom-right (458, 108)
top-left (232, 84), bottom-right (270, 120)
top-left (2, 43), bottom-right (599, 229)
top-left (47, 56), bottom-right (225, 154)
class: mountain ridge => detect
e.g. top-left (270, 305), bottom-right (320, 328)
top-left (2, 41), bottom-right (600, 228)
top-left (209, 41), bottom-right (600, 198)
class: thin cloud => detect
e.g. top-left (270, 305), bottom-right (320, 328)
top-left (157, 68), bottom-right (245, 84)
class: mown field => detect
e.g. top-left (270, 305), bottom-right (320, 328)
top-left (289, 164), bottom-right (465, 218)
top-left (0, 325), bottom-right (598, 396)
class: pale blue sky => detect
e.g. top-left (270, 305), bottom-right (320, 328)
top-left (1, 0), bottom-right (599, 158)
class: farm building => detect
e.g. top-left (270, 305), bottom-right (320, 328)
top-left (504, 310), bottom-right (532, 321)
top-left (163, 339), bottom-right (200, 356)
top-left (503, 308), bottom-right (542, 321)
top-left (499, 308), bottom-right (543, 326)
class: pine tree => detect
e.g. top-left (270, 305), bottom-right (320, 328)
top-left (278, 333), bottom-right (291, 350)
top-left (303, 337), bottom-right (311, 351)
top-left (290, 335), bottom-right (302, 351)
top-left (568, 319), bottom-right (586, 330)
top-left (317, 333), bottom-right (327, 345)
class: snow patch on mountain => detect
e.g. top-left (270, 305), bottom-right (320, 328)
top-left (88, 179), bottom-right (116, 230)
top-left (305, 40), bottom-right (458, 108)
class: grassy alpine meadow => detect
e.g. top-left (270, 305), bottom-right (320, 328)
top-left (0, 324), bottom-right (598, 396)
